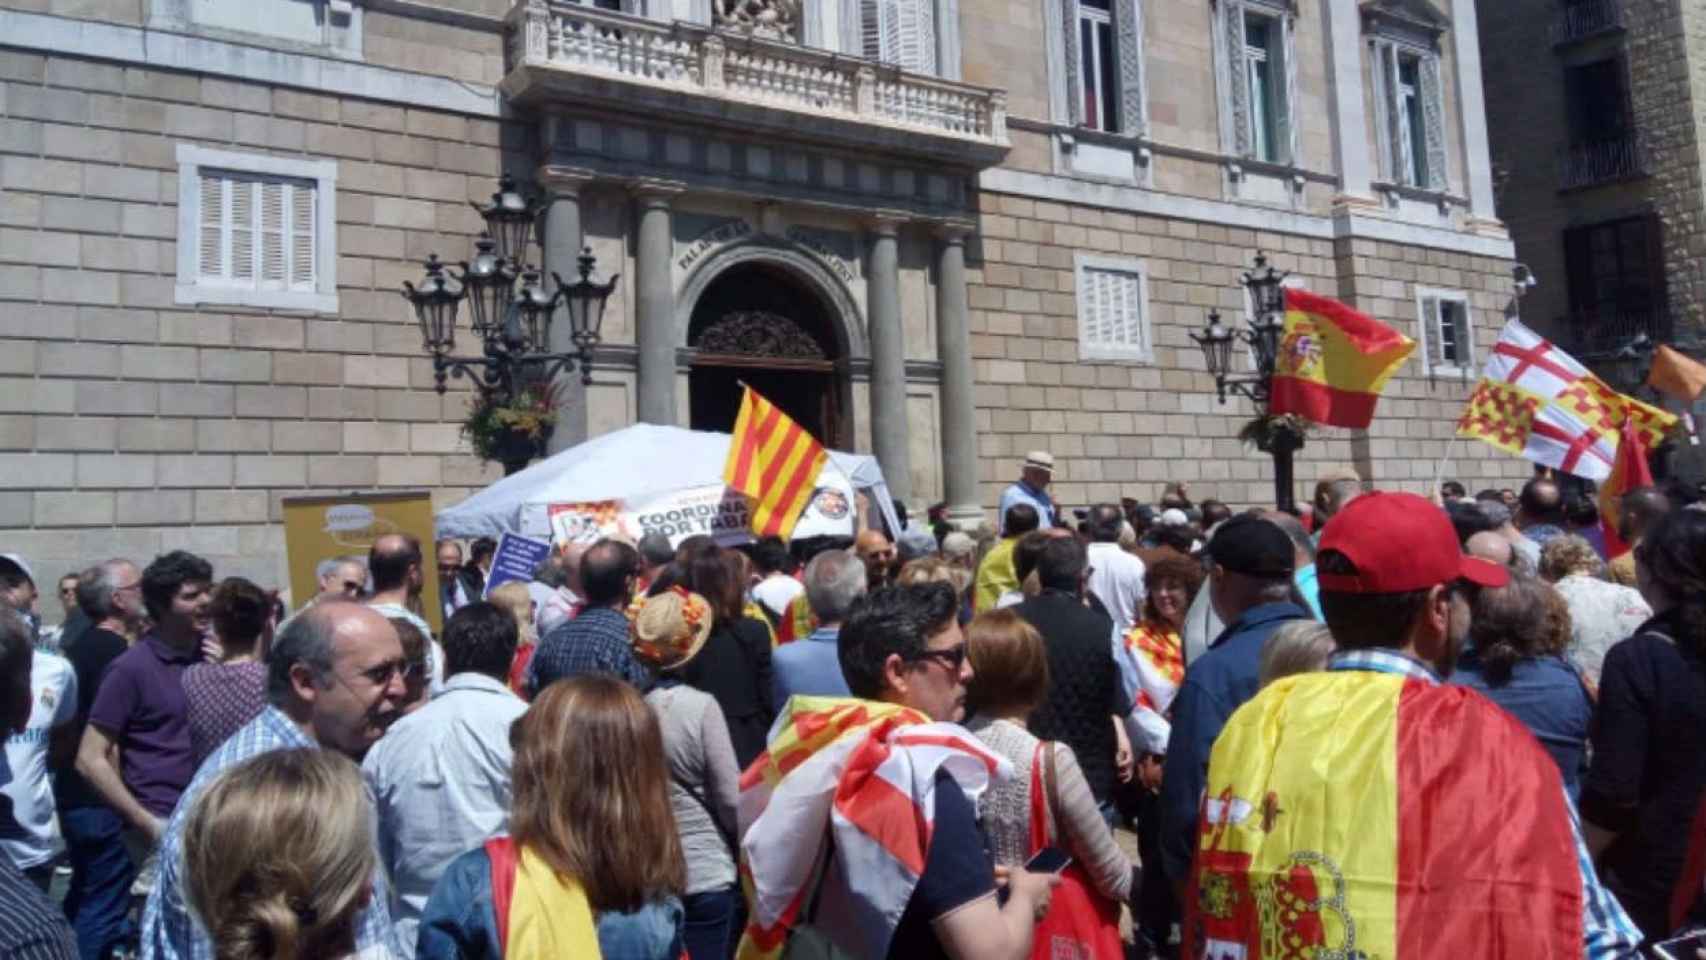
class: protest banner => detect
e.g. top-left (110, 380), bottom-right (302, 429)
top-left (282, 491), bottom-right (443, 635)
top-left (546, 467), bottom-right (857, 550)
top-left (482, 532), bottom-right (554, 598)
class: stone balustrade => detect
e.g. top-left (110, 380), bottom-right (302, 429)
top-left (504, 0), bottom-right (1008, 153)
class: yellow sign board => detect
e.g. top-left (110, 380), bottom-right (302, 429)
top-left (280, 490), bottom-right (442, 636)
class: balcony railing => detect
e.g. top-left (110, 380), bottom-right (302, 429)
top-left (1558, 132), bottom-right (1648, 190)
top-left (1552, 0), bottom-right (1624, 46)
top-left (1563, 307), bottom-right (1672, 360)
top-left (502, 0), bottom-right (1008, 159)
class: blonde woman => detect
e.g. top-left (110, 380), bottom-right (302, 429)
top-left (182, 748), bottom-right (376, 960)
top-left (487, 581), bottom-right (540, 698)
top-left (1257, 620), bottom-right (1336, 689)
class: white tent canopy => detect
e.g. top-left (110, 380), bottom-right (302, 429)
top-left (434, 423), bottom-right (901, 540)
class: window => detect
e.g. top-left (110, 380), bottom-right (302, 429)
top-left (1564, 59), bottom-right (1630, 143)
top-left (1563, 216), bottom-right (1663, 324)
top-left (1075, 255), bottom-right (1152, 362)
top-left (149, 0), bottom-right (361, 58)
top-left (176, 146), bottom-right (338, 313)
top-left (1078, 0), bottom-right (1119, 132)
top-left (1371, 39), bottom-right (1447, 190)
top-left (1056, 0), bottom-right (1144, 135)
top-left (862, 0), bottom-right (938, 74)
top-left (1415, 289), bottom-right (1472, 373)
top-left (1219, 0), bottom-right (1293, 165)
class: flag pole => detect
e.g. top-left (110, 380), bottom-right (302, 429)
top-left (1431, 435), bottom-right (1461, 496)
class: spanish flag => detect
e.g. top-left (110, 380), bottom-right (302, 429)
top-left (1268, 288), bottom-right (1415, 429)
top-left (1187, 670), bottom-right (1585, 958)
top-left (724, 386), bottom-right (828, 540)
top-left (1598, 418), bottom-right (1652, 559)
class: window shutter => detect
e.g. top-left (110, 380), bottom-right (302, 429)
top-left (861, 0), bottom-right (885, 61)
top-left (1112, 0), bottom-right (1144, 136)
top-left (230, 178), bottom-right (255, 282)
top-left (862, 0), bottom-right (935, 73)
top-left (1369, 41), bottom-right (1393, 181)
top-left (1450, 302), bottom-right (1472, 368)
top-left (198, 173), bottom-right (225, 279)
top-left (1080, 267), bottom-right (1148, 360)
top-left (290, 183), bottom-right (315, 290)
top-left (259, 179), bottom-right (287, 285)
top-left (1061, 0), bottom-right (1083, 126)
top-left (1382, 45), bottom-right (1406, 183)
top-left (1276, 14), bottom-right (1296, 165)
top-left (1420, 53), bottom-right (1448, 191)
top-left (1223, 0), bottom-right (1250, 157)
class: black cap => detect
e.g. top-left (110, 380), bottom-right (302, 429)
top-left (1205, 515), bottom-right (1295, 578)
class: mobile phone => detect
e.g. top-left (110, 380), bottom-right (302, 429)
top-left (1653, 931), bottom-right (1706, 960)
top-left (1024, 846), bottom-right (1073, 875)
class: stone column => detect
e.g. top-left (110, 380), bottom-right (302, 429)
top-left (935, 226), bottom-right (980, 529)
top-left (1322, 0), bottom-right (1373, 200)
top-left (539, 166), bottom-right (596, 454)
top-left (1450, 0), bottom-right (1499, 221)
top-left (633, 184), bottom-right (680, 426)
top-left (866, 215), bottom-right (912, 504)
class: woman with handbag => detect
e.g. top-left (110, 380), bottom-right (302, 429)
top-left (963, 609), bottom-right (1138, 959)
top-left (633, 588), bottom-right (745, 960)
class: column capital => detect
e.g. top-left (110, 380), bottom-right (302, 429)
top-left (630, 180), bottom-right (687, 206)
top-left (933, 221), bottom-right (975, 243)
top-left (536, 165), bottom-right (598, 196)
top-left (866, 211), bottom-right (910, 236)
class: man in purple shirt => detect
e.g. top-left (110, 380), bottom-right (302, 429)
top-left (74, 550), bottom-right (211, 899)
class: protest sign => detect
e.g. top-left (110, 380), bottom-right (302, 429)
top-left (282, 491), bottom-right (442, 635)
top-left (482, 532), bottom-right (554, 598)
top-left (549, 483), bottom-right (752, 549)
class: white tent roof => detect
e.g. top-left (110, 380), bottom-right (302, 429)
top-left (434, 423), bottom-right (900, 539)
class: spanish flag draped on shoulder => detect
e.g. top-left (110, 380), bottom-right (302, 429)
top-left (723, 385), bottom-right (829, 540)
top-left (1268, 288), bottom-right (1416, 429)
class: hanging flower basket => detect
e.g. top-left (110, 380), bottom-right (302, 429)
top-left (1237, 413), bottom-right (1312, 454)
top-left (462, 382), bottom-right (562, 473)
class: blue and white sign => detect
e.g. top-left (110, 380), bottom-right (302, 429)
top-left (482, 532), bottom-right (554, 598)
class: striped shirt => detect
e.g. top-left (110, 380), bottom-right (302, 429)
top-left (1329, 648), bottom-right (1644, 959)
top-left (0, 853), bottom-right (75, 959)
top-left (138, 706), bottom-right (399, 960)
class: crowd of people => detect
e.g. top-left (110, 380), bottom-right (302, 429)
top-left (1, 450), bottom-right (1704, 959)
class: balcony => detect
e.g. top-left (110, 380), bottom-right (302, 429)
top-left (501, 0), bottom-right (1009, 167)
top-left (1563, 307), bottom-right (1672, 361)
top-left (1551, 0), bottom-right (1624, 47)
top-left (1558, 132), bottom-right (1648, 190)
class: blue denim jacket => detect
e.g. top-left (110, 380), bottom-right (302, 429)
top-left (415, 845), bottom-right (685, 960)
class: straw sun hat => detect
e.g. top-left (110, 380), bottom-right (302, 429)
top-left (631, 587), bottom-right (715, 670)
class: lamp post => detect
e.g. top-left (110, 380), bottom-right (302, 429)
top-left (402, 174), bottom-right (618, 475)
top-left (1190, 252), bottom-right (1303, 513)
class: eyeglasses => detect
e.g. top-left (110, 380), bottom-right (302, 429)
top-left (334, 656), bottom-right (411, 690)
top-left (909, 644), bottom-right (968, 673)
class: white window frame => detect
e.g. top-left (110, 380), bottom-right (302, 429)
top-left (175, 145), bottom-right (339, 313)
top-left (1074, 253), bottom-right (1153, 363)
top-left (1415, 286), bottom-right (1473, 375)
top-left (1047, 0), bottom-right (1146, 137)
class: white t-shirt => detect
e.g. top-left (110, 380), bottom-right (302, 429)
top-left (1086, 541), bottom-right (1147, 635)
top-left (751, 574), bottom-right (805, 621)
top-left (1, 649), bottom-right (76, 869)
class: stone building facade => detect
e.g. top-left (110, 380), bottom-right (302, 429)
top-left (0, 0), bottom-right (1527, 591)
top-left (1481, 0), bottom-right (1706, 376)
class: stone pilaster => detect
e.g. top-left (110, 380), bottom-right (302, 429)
top-left (935, 224), bottom-right (979, 528)
top-left (866, 214), bottom-right (912, 503)
top-left (1323, 0), bottom-right (1373, 202)
top-left (633, 183), bottom-right (682, 426)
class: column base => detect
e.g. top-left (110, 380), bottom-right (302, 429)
top-left (945, 502), bottom-right (987, 532)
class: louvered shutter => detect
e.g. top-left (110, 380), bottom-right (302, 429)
top-left (1379, 43), bottom-right (1406, 183)
top-left (1061, 0), bottom-right (1083, 126)
top-left (862, 0), bottom-right (936, 73)
top-left (259, 179), bottom-right (286, 285)
top-left (199, 174), bottom-right (225, 280)
top-left (1419, 53), bottom-right (1448, 191)
top-left (1112, 0), bottom-right (1143, 135)
top-left (230, 178), bottom-right (255, 282)
top-left (290, 184), bottom-right (315, 289)
top-left (1081, 267), bottom-right (1148, 360)
top-left (1368, 41), bottom-right (1393, 181)
top-left (1276, 14), bottom-right (1296, 165)
top-left (1449, 302), bottom-right (1472, 367)
top-left (1421, 295), bottom-right (1442, 367)
top-left (1223, 0), bottom-right (1251, 157)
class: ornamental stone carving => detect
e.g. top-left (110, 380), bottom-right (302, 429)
top-left (714, 0), bottom-right (800, 42)
top-left (695, 311), bottom-right (828, 359)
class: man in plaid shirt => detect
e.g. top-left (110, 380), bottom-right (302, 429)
top-left (527, 539), bottom-right (653, 695)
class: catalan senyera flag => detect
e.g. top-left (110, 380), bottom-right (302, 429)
top-left (1186, 671), bottom-right (1585, 959)
top-left (723, 386), bottom-right (829, 540)
top-left (1267, 288), bottom-right (1416, 429)
top-left (736, 697), bottom-right (1008, 960)
top-left (1599, 419), bottom-right (1652, 560)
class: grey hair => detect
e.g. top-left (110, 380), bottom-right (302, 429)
top-left (940, 531), bottom-right (976, 560)
top-left (1259, 620), bottom-right (1336, 688)
top-left (804, 549), bottom-right (868, 623)
top-left (267, 603), bottom-right (343, 705)
top-left (1479, 500), bottom-right (1513, 527)
top-left (316, 555), bottom-right (366, 582)
top-left (75, 559), bottom-right (133, 621)
top-left (1265, 513), bottom-right (1315, 562)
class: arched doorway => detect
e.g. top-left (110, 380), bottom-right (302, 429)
top-left (687, 261), bottom-right (847, 447)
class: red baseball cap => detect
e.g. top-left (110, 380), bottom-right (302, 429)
top-left (1317, 491), bottom-right (1509, 593)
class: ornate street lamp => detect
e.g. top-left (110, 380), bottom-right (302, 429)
top-left (402, 176), bottom-right (618, 475)
top-left (1190, 251), bottom-right (1305, 512)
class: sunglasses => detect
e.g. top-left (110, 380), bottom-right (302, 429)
top-left (909, 644), bottom-right (968, 673)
